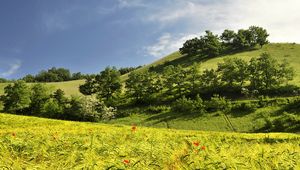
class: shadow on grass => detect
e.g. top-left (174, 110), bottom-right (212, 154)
top-left (143, 111), bottom-right (204, 126)
top-left (149, 48), bottom-right (258, 73)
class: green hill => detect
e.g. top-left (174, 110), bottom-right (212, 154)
top-left (1, 43), bottom-right (300, 96)
top-left (0, 80), bottom-right (84, 97)
top-left (130, 43), bottom-right (300, 85)
top-left (0, 113), bottom-right (299, 169)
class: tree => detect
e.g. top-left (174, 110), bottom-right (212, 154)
top-left (30, 83), bottom-right (51, 114)
top-left (179, 38), bottom-right (202, 56)
top-left (233, 29), bottom-right (254, 50)
top-left (220, 29), bottom-right (236, 51)
top-left (185, 63), bottom-right (201, 94)
top-left (94, 67), bottom-right (122, 101)
top-left (200, 30), bottom-right (222, 57)
top-left (217, 58), bottom-right (249, 87)
top-left (22, 74), bottom-right (36, 82)
top-left (162, 65), bottom-right (189, 97)
top-left (248, 26), bottom-right (269, 48)
top-left (248, 53), bottom-right (294, 90)
top-left (79, 76), bottom-right (96, 95)
top-left (2, 81), bottom-right (31, 113)
top-left (126, 71), bottom-right (162, 103)
top-left (200, 69), bottom-right (221, 90)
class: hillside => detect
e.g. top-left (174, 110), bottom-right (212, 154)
top-left (0, 113), bottom-right (299, 169)
top-left (129, 43), bottom-right (300, 85)
top-left (0, 80), bottom-right (84, 96)
top-left (0, 43), bottom-right (300, 96)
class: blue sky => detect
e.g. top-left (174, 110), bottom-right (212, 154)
top-left (0, 0), bottom-right (300, 79)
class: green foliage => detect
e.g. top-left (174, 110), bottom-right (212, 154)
top-left (163, 65), bottom-right (189, 96)
top-left (30, 83), bottom-right (51, 114)
top-left (1, 81), bottom-right (31, 113)
top-left (172, 95), bottom-right (205, 114)
top-left (126, 70), bottom-right (162, 103)
top-left (206, 95), bottom-right (231, 112)
top-left (248, 53), bottom-right (294, 90)
top-left (231, 102), bottom-right (257, 113)
top-left (180, 26), bottom-right (269, 57)
top-left (217, 58), bottom-right (249, 87)
top-left (41, 98), bottom-right (64, 118)
top-left (263, 112), bottom-right (300, 132)
top-left (66, 96), bottom-right (117, 122)
top-left (179, 38), bottom-right (201, 56)
top-left (94, 67), bottom-right (122, 101)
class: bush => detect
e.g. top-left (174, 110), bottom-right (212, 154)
top-left (41, 98), bottom-right (64, 118)
top-left (264, 112), bottom-right (300, 132)
top-left (146, 105), bottom-right (170, 114)
top-left (206, 94), bottom-right (231, 112)
top-left (172, 95), bottom-right (205, 114)
top-left (231, 102), bottom-right (257, 112)
top-left (66, 96), bottom-right (117, 122)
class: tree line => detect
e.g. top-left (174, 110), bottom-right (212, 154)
top-left (19, 66), bottom-right (141, 83)
top-left (180, 26), bottom-right (269, 57)
top-left (0, 81), bottom-right (116, 121)
top-left (80, 53), bottom-right (295, 105)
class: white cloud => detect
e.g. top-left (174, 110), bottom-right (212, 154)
top-left (0, 59), bottom-right (21, 78)
top-left (145, 33), bottom-right (198, 58)
top-left (117, 0), bottom-right (146, 8)
top-left (145, 0), bottom-right (300, 43)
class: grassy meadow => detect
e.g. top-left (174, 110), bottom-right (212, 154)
top-left (0, 113), bottom-right (299, 169)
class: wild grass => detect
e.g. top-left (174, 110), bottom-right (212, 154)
top-left (0, 113), bottom-right (299, 169)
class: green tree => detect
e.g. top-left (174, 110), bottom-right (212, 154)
top-left (217, 58), bottom-right (249, 87)
top-left (179, 38), bottom-right (202, 56)
top-left (94, 67), bottom-right (122, 101)
top-left (200, 69), bottom-right (221, 89)
top-left (220, 29), bottom-right (236, 51)
top-left (248, 26), bottom-right (269, 48)
top-left (126, 71), bottom-right (162, 103)
top-left (30, 83), bottom-right (51, 114)
top-left (248, 53), bottom-right (294, 90)
top-left (200, 30), bottom-right (222, 57)
top-left (2, 81), bottom-right (31, 113)
top-left (79, 76), bottom-right (96, 95)
top-left (162, 65), bottom-right (189, 97)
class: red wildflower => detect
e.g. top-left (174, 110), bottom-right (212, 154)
top-left (12, 132), bottom-right (16, 137)
top-left (123, 159), bottom-right (130, 164)
top-left (201, 146), bottom-right (206, 150)
top-left (131, 125), bottom-right (137, 132)
top-left (193, 141), bottom-right (200, 147)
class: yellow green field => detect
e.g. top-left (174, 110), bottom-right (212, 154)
top-left (0, 113), bottom-right (299, 169)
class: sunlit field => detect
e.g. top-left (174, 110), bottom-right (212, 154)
top-left (0, 113), bottom-right (299, 169)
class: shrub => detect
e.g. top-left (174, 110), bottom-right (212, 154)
top-left (264, 112), bottom-right (300, 132)
top-left (206, 94), bottom-right (231, 112)
top-left (66, 96), bottom-right (117, 122)
top-left (146, 105), bottom-right (170, 114)
top-left (231, 102), bottom-right (257, 112)
top-left (172, 95), bottom-right (205, 114)
top-left (41, 98), bottom-right (64, 118)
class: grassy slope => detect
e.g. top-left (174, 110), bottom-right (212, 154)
top-left (126, 43), bottom-right (300, 84)
top-left (0, 43), bottom-right (299, 95)
top-left (0, 113), bottom-right (299, 169)
top-left (0, 80), bottom-right (84, 97)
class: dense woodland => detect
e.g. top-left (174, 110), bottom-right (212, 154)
top-left (0, 26), bottom-right (299, 132)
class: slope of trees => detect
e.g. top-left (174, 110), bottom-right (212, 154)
top-left (180, 26), bottom-right (269, 58)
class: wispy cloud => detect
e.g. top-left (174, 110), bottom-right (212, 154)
top-left (144, 0), bottom-right (300, 42)
top-left (117, 0), bottom-right (147, 8)
top-left (145, 33), bottom-right (198, 58)
top-left (0, 59), bottom-right (21, 78)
